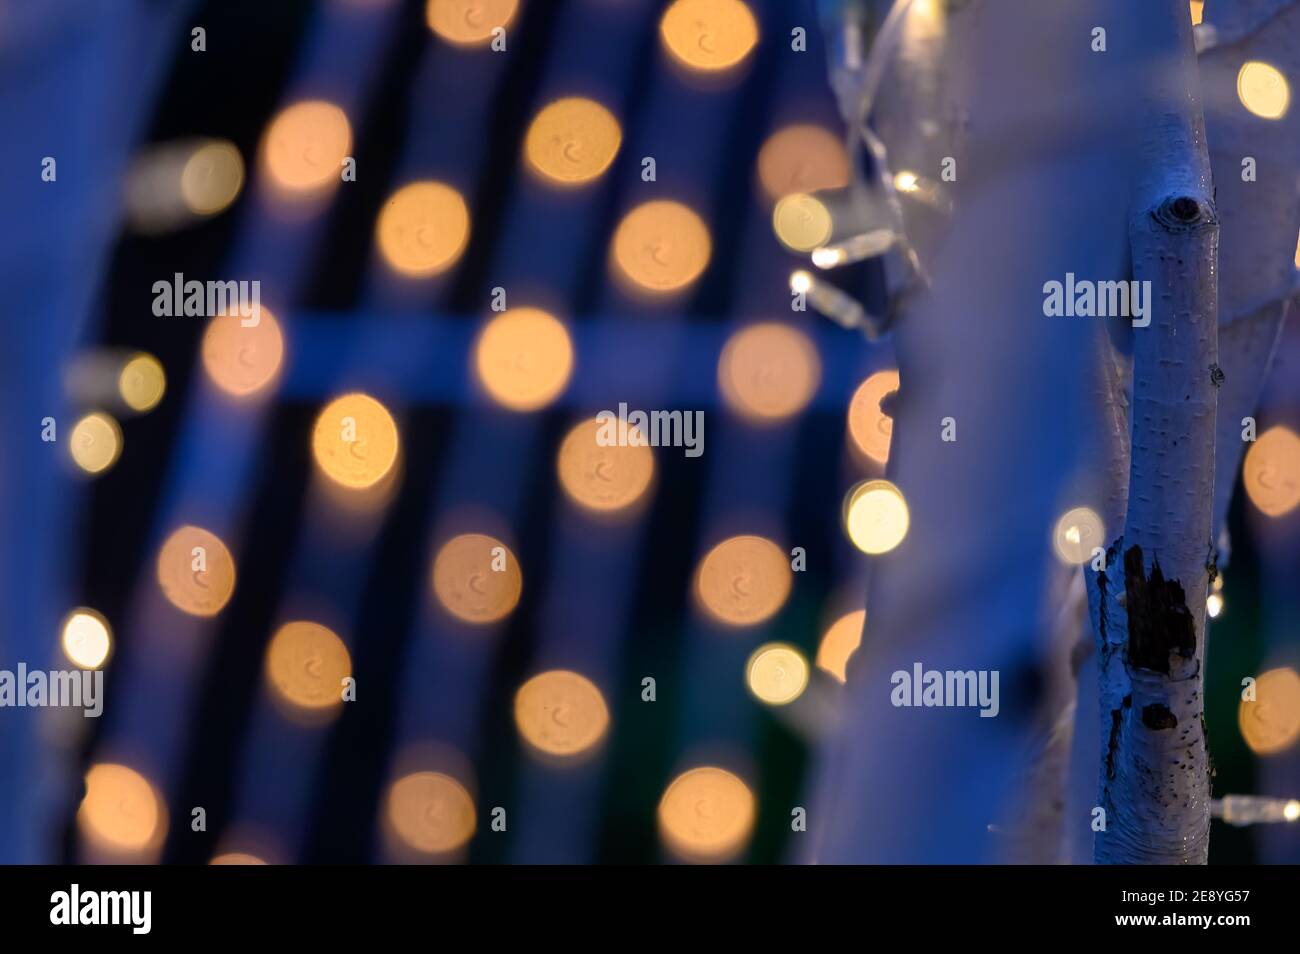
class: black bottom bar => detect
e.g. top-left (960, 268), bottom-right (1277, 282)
top-left (0, 864), bottom-right (1286, 940)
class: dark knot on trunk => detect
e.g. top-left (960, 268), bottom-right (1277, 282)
top-left (1151, 193), bottom-right (1217, 232)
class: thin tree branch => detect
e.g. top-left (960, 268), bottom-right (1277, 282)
top-left (1197, 0), bottom-right (1299, 52)
top-left (1202, 0), bottom-right (1300, 548)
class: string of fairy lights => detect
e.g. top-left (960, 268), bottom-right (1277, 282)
top-left (55, 0), bottom-right (1300, 864)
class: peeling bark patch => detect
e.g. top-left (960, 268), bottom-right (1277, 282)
top-left (1105, 695), bottom-right (1131, 780)
top-left (1142, 703), bottom-right (1178, 730)
top-left (1123, 545), bottom-right (1196, 673)
top-left (1094, 541), bottom-right (1121, 656)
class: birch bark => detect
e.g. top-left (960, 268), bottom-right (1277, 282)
top-left (1094, 0), bottom-right (1219, 865)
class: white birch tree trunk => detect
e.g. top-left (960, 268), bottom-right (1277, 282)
top-left (1090, 0), bottom-right (1299, 864)
top-left (1092, 0), bottom-right (1220, 866)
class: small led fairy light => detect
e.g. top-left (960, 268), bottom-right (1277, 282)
top-left (890, 170), bottom-right (951, 212)
top-left (811, 228), bottom-right (897, 270)
top-left (893, 170), bottom-right (919, 193)
top-left (789, 270), bottom-right (880, 339)
top-left (1212, 795), bottom-right (1300, 826)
